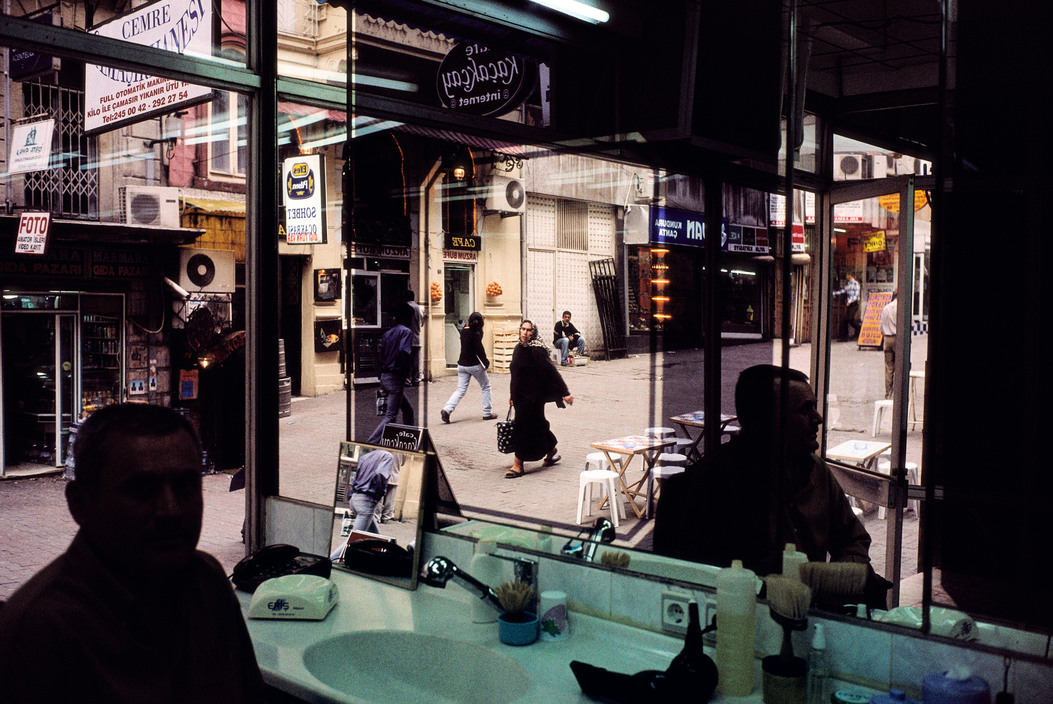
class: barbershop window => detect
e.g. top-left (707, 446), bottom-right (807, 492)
top-left (209, 91), bottom-right (248, 177)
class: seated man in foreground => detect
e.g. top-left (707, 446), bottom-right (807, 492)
top-left (0, 403), bottom-right (264, 704)
top-left (653, 365), bottom-right (873, 579)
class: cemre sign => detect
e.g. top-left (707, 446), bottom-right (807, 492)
top-left (84, 0), bottom-right (212, 135)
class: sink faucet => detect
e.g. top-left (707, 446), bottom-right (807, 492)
top-left (561, 517), bottom-right (616, 562)
top-left (492, 552), bottom-right (539, 614)
top-left (420, 556), bottom-right (503, 611)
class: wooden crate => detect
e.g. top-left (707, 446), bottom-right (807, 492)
top-left (492, 331), bottom-right (518, 373)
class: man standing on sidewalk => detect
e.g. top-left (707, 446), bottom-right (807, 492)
top-left (368, 302), bottom-right (415, 444)
top-left (880, 292), bottom-right (898, 398)
top-left (405, 289), bottom-right (425, 387)
top-left (833, 272), bottom-right (861, 339)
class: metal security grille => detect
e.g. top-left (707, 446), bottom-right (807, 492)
top-left (22, 83), bottom-right (98, 218)
top-left (555, 200), bottom-right (588, 251)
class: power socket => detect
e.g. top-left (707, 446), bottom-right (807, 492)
top-left (660, 592), bottom-right (691, 635)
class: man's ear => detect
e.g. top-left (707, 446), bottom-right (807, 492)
top-left (65, 481), bottom-right (88, 527)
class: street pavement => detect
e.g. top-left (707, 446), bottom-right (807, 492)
top-left (2, 337), bottom-right (926, 602)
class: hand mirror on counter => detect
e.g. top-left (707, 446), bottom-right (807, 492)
top-left (329, 441), bottom-right (429, 589)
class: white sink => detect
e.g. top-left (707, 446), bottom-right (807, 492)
top-left (302, 631), bottom-right (532, 704)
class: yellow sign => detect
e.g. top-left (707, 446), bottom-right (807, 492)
top-left (857, 290), bottom-right (894, 348)
top-left (864, 230), bottom-right (887, 252)
top-left (878, 191), bottom-right (928, 213)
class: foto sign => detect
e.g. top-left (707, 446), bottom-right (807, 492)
top-left (8, 120), bottom-right (55, 174)
top-left (283, 154), bottom-right (327, 244)
top-left (15, 212), bottom-right (52, 255)
top-left (84, 0), bottom-right (212, 135)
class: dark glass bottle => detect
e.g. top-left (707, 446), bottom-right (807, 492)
top-left (666, 601), bottom-right (718, 701)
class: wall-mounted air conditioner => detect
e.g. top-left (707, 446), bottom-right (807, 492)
top-left (178, 247), bottom-right (235, 293)
top-left (835, 154), bottom-right (864, 181)
top-left (485, 176), bottom-right (527, 214)
top-left (122, 185), bottom-right (181, 227)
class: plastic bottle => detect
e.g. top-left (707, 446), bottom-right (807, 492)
top-left (805, 623), bottom-right (828, 704)
top-left (469, 541), bottom-right (501, 624)
top-left (715, 559), bottom-right (757, 696)
top-left (782, 542), bottom-right (808, 581)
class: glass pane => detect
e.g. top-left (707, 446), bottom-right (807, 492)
top-left (277, 0), bottom-right (347, 87)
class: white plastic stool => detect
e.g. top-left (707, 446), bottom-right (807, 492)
top-left (872, 399), bottom-right (893, 436)
top-left (647, 465), bottom-right (685, 512)
top-left (876, 458), bottom-right (921, 517)
top-left (577, 469), bottom-right (624, 527)
top-left (655, 452), bottom-right (688, 467)
top-left (584, 451), bottom-right (622, 474)
top-left (644, 426), bottom-right (676, 439)
top-left (670, 437), bottom-right (694, 452)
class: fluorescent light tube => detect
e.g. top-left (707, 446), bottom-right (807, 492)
top-left (529, 0), bottom-right (609, 24)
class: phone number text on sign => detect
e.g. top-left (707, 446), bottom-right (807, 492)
top-left (15, 212), bottom-right (52, 255)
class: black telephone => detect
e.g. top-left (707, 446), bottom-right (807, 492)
top-left (231, 544), bottom-right (332, 593)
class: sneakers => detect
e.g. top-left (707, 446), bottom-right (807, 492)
top-left (482, 413), bottom-right (498, 420)
top-left (440, 409), bottom-right (451, 424)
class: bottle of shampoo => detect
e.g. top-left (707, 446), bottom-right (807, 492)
top-left (716, 559), bottom-right (757, 696)
top-left (782, 542), bottom-right (808, 581)
top-left (806, 623), bottom-right (828, 704)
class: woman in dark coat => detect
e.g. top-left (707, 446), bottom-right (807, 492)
top-left (506, 319), bottom-right (573, 478)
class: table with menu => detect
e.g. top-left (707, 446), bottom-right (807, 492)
top-left (589, 434), bottom-right (676, 519)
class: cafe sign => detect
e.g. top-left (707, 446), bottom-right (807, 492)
top-left (436, 42), bottom-right (535, 116)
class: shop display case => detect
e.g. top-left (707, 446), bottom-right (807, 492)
top-left (80, 313), bottom-right (121, 416)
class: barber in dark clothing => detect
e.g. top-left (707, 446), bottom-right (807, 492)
top-left (654, 365), bottom-right (874, 579)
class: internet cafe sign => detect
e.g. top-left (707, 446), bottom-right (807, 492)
top-left (436, 42), bottom-right (536, 116)
top-left (84, 0), bottom-right (212, 134)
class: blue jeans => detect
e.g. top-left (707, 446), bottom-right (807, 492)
top-left (555, 336), bottom-right (586, 364)
top-left (442, 363), bottom-right (492, 416)
top-left (368, 372), bottom-right (414, 444)
top-left (350, 492), bottom-right (380, 533)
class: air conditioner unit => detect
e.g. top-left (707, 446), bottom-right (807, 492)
top-left (485, 176), bottom-right (527, 214)
top-left (178, 247), bottom-right (235, 293)
top-left (835, 154), bottom-right (864, 181)
top-left (123, 186), bottom-right (181, 227)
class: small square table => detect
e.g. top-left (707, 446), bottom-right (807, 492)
top-left (826, 439), bottom-right (891, 471)
top-left (669, 411), bottom-right (738, 461)
top-left (590, 434), bottom-right (676, 519)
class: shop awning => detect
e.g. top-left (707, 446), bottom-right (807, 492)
top-left (395, 124), bottom-right (529, 156)
top-left (181, 197), bottom-right (246, 217)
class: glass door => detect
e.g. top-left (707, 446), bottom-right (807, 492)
top-left (443, 265), bottom-right (473, 366)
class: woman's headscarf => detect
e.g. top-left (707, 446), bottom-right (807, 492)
top-left (518, 319), bottom-right (548, 349)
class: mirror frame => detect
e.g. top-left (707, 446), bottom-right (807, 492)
top-left (330, 441), bottom-right (430, 590)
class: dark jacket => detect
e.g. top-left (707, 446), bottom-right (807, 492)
top-left (553, 320), bottom-right (581, 346)
top-left (652, 436), bottom-right (871, 577)
top-left (378, 323), bottom-right (413, 376)
top-left (456, 326), bottom-right (489, 368)
top-left (510, 344), bottom-right (569, 407)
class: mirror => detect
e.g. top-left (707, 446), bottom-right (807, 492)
top-left (329, 441), bottom-right (429, 589)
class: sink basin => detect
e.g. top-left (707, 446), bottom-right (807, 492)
top-left (302, 631), bottom-right (531, 704)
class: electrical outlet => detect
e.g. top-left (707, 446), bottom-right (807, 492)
top-left (661, 592), bottom-right (691, 635)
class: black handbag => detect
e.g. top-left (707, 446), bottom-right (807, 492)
top-left (496, 406), bottom-right (516, 454)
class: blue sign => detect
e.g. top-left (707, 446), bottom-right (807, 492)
top-left (650, 206), bottom-right (706, 248)
top-left (650, 206), bottom-right (765, 253)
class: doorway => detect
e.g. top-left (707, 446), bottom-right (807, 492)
top-left (443, 265), bottom-right (473, 366)
top-left (1, 311), bottom-right (76, 473)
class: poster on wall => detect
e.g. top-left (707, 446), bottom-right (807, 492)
top-left (83, 0), bottom-right (213, 135)
top-left (8, 120), bottom-right (55, 174)
top-left (283, 154), bottom-right (327, 245)
top-left (857, 290), bottom-right (894, 348)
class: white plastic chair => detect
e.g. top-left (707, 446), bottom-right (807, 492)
top-left (576, 469), bottom-right (624, 526)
